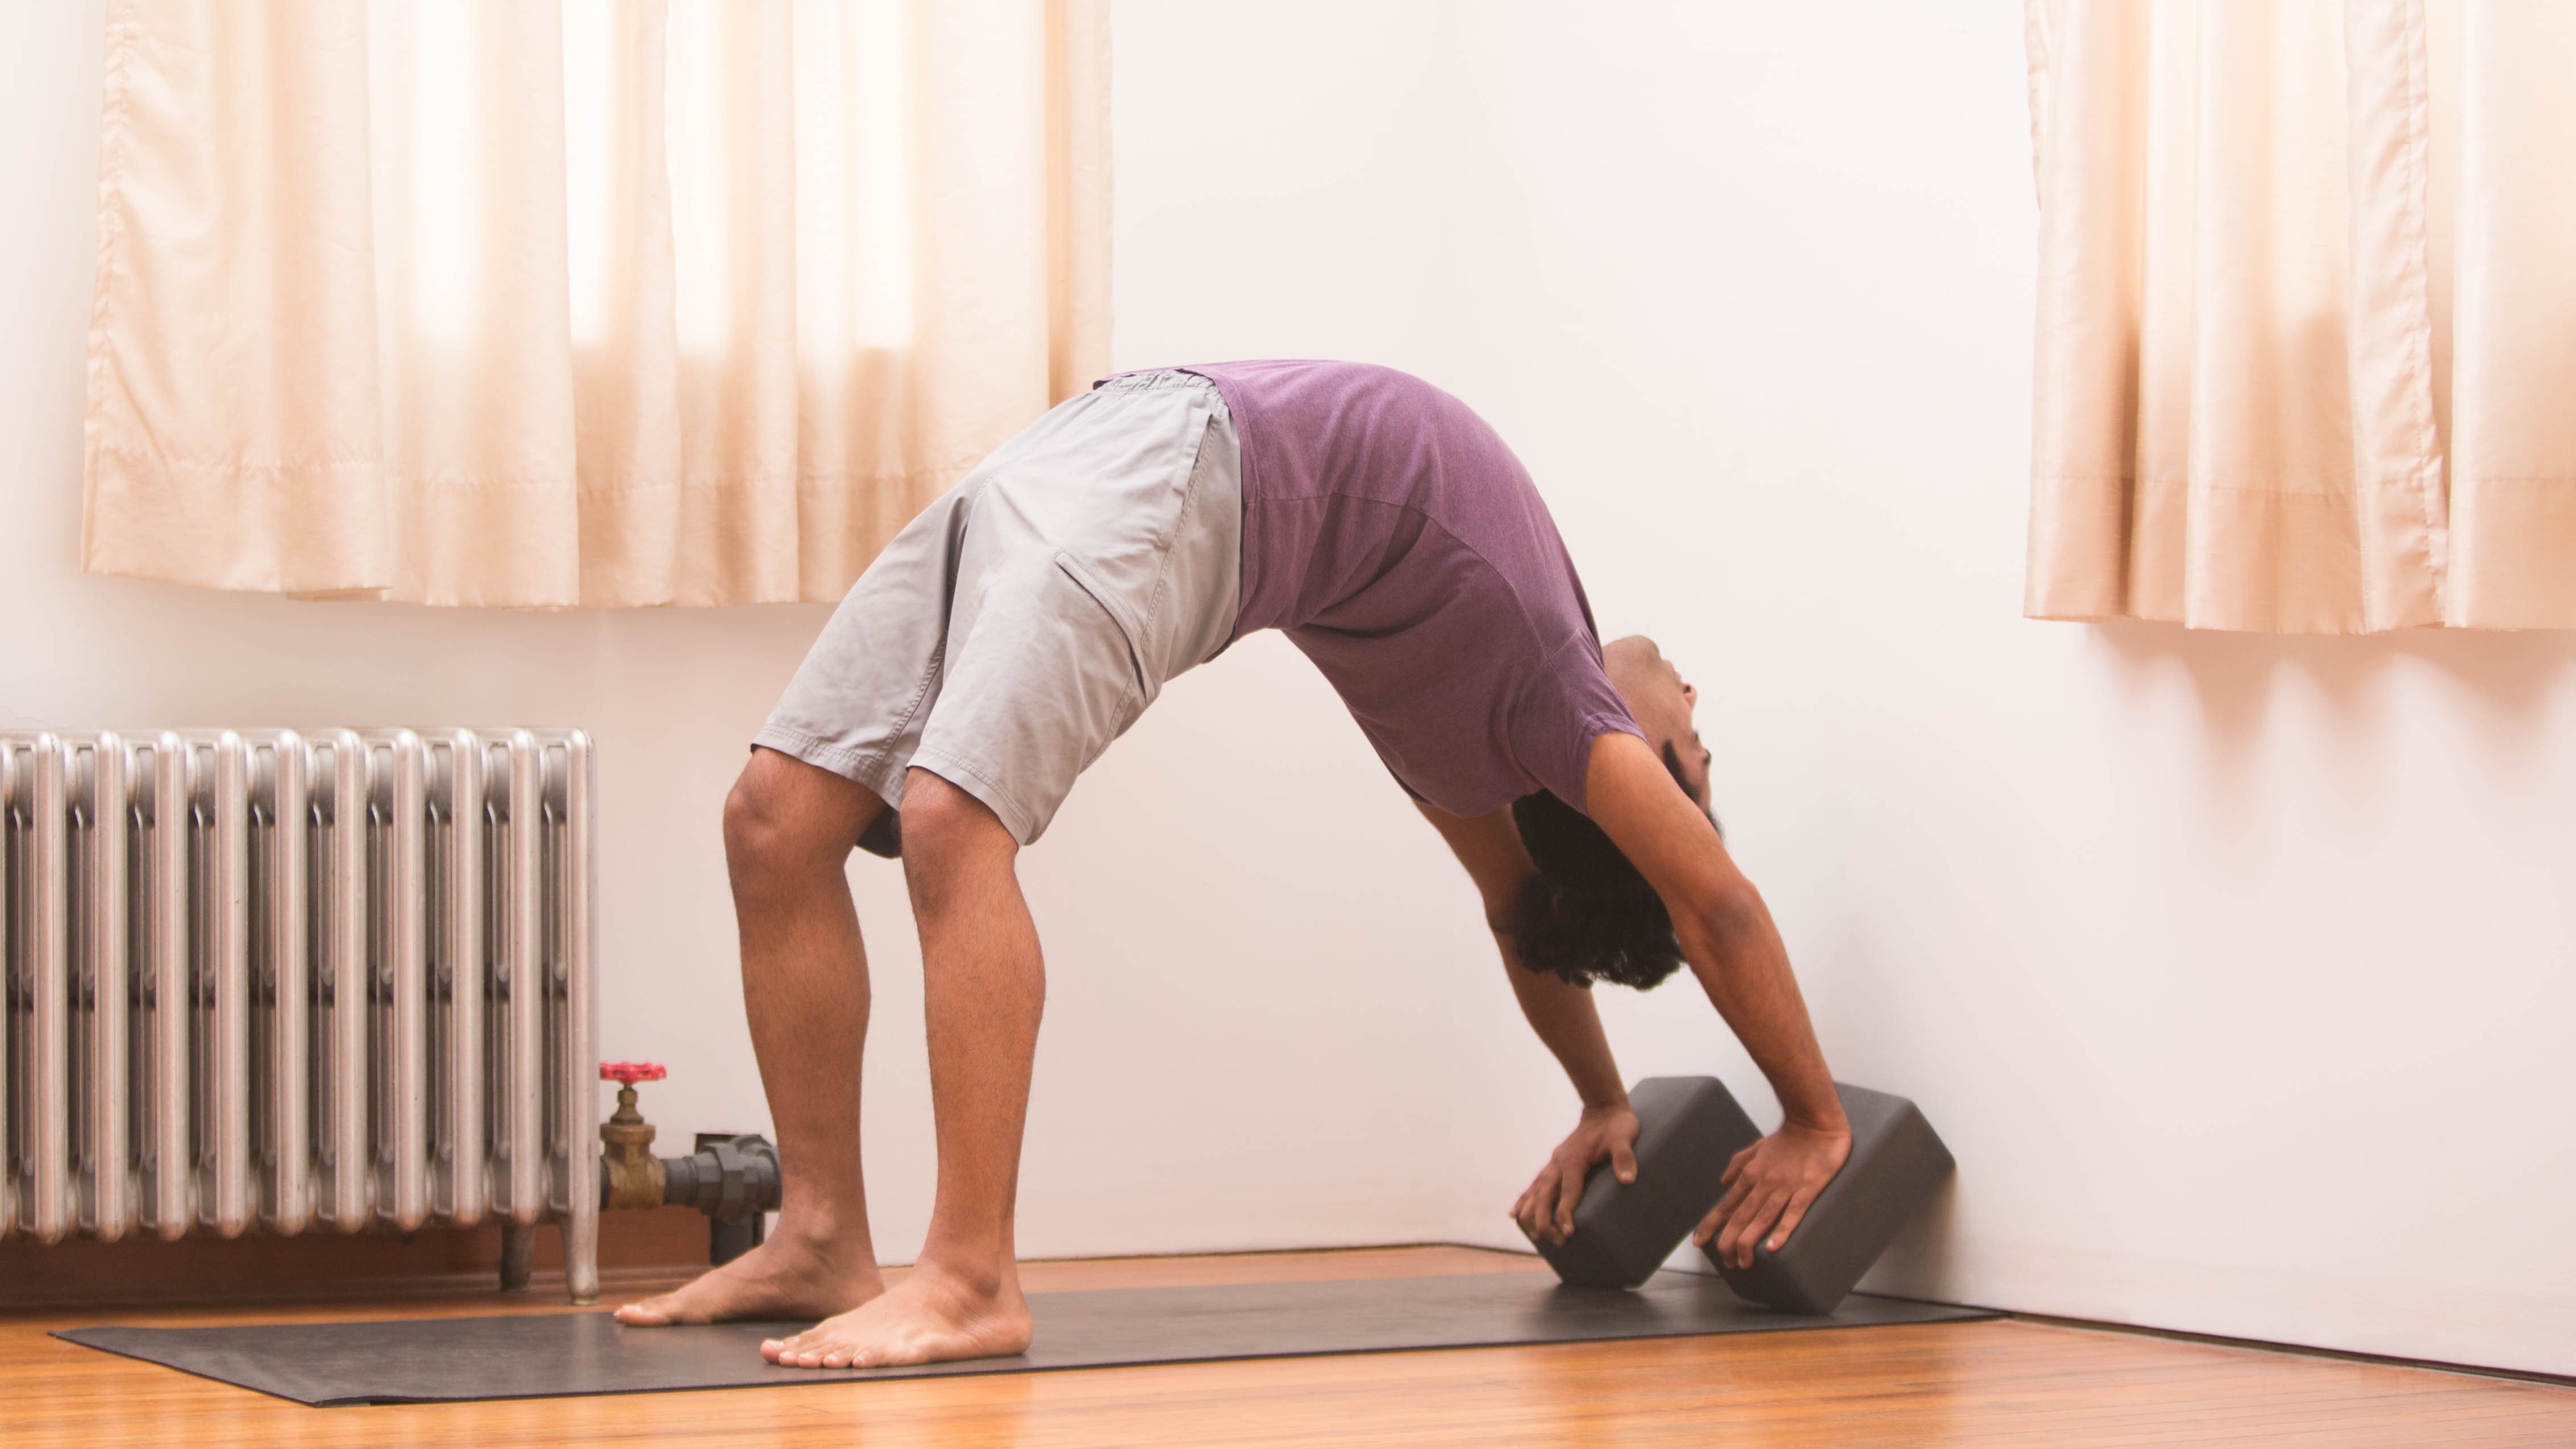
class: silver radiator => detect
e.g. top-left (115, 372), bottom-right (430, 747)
top-left (0, 728), bottom-right (599, 1302)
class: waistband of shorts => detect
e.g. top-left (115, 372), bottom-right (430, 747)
top-left (1094, 367), bottom-right (1222, 397)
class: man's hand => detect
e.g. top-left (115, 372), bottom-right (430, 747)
top-left (1692, 1121), bottom-right (1851, 1268)
top-left (1513, 1101), bottom-right (1640, 1245)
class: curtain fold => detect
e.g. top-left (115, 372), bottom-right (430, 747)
top-left (84, 0), bottom-right (1110, 608)
top-left (2447, 1), bottom-right (2576, 626)
top-left (2024, 0), bottom-right (2576, 632)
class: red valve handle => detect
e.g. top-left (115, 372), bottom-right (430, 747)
top-left (600, 1060), bottom-right (668, 1085)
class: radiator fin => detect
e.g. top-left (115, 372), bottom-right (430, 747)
top-left (0, 728), bottom-right (597, 1301)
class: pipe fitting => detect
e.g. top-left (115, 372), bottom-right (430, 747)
top-left (662, 1133), bottom-right (782, 1222)
top-left (598, 1061), bottom-right (668, 1212)
top-left (659, 1132), bottom-right (783, 1266)
top-left (595, 1060), bottom-right (783, 1264)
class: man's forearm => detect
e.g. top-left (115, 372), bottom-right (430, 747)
top-left (1680, 888), bottom-right (1846, 1133)
top-left (1409, 800), bottom-right (1631, 1111)
top-left (1496, 934), bottom-right (1629, 1109)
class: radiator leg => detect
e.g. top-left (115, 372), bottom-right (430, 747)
top-left (564, 1213), bottom-right (599, 1305)
top-left (500, 1222), bottom-right (536, 1293)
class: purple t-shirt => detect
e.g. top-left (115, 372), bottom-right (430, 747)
top-left (1179, 360), bottom-right (1639, 817)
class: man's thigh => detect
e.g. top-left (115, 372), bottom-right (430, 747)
top-left (751, 481), bottom-right (981, 827)
top-left (906, 550), bottom-right (1148, 848)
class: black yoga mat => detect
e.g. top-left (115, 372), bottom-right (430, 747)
top-left (57, 1269), bottom-right (1994, 1406)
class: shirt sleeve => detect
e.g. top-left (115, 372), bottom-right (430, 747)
top-left (1509, 643), bottom-right (1643, 817)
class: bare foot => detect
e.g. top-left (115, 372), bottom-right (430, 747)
top-left (760, 1264), bottom-right (1033, 1369)
top-left (614, 1233), bottom-right (883, 1327)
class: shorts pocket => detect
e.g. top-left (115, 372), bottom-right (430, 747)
top-left (1052, 551), bottom-right (1153, 702)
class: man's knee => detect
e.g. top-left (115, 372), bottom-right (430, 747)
top-left (897, 769), bottom-right (1013, 871)
top-left (725, 751), bottom-right (878, 885)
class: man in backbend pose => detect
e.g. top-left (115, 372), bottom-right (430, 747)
top-left (617, 363), bottom-right (1853, 1368)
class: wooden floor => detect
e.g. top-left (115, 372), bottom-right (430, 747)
top-left (6, 1246), bottom-right (2573, 1447)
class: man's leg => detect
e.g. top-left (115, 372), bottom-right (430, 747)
top-left (615, 748), bottom-right (889, 1325)
top-left (761, 767), bottom-right (1044, 1368)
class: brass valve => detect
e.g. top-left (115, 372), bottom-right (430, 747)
top-left (600, 1060), bottom-right (669, 1211)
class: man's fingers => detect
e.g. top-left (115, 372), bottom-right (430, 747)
top-left (1716, 1184), bottom-right (1775, 1267)
top-left (1698, 1133), bottom-right (1849, 1264)
top-left (1515, 1176), bottom-right (1550, 1242)
top-left (1727, 1187), bottom-right (1791, 1269)
top-left (1522, 1167), bottom-right (1569, 1243)
top-left (1763, 1184), bottom-right (1824, 1252)
top-left (1714, 1195), bottom-right (1749, 1265)
top-left (1516, 1113), bottom-right (1658, 1249)
top-left (1710, 1168), bottom-right (1754, 1229)
top-left (1535, 1163), bottom-right (1576, 1240)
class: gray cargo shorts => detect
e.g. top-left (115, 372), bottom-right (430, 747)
top-left (754, 370), bottom-right (1241, 849)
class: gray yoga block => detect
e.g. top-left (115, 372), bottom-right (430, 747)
top-left (1705, 1082), bottom-right (1953, 1315)
top-left (1532, 1076), bottom-right (1762, 1289)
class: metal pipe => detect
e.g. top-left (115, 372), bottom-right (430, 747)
top-left (590, 1073), bottom-right (783, 1267)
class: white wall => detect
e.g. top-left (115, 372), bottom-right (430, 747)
top-left (0, 0), bottom-right (1501, 1277)
top-left (0, 3), bottom-right (819, 1192)
top-left (1359, 1), bottom-right (2575, 1379)
top-left (9, 0), bottom-right (2574, 1380)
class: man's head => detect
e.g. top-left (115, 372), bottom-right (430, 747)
top-left (1602, 634), bottom-right (1713, 811)
top-left (1507, 635), bottom-right (1718, 991)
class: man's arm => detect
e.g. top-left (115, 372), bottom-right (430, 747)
top-left (1412, 802), bottom-right (1643, 1244)
top-left (1583, 729), bottom-right (1853, 1268)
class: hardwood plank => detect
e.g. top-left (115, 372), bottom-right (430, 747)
top-left (5, 1246), bottom-right (2573, 1447)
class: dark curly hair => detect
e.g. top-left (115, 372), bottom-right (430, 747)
top-left (1507, 743), bottom-right (1716, 990)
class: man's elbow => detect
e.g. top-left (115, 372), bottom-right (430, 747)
top-left (1676, 879), bottom-right (1766, 966)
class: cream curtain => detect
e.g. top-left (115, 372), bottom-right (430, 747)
top-left (84, 0), bottom-right (1109, 607)
top-left (2024, 0), bottom-right (2576, 632)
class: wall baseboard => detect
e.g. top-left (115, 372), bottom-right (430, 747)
top-left (1863, 1231), bottom-right (2576, 1381)
top-left (0, 1206), bottom-right (715, 1312)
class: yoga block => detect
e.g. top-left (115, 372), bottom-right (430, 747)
top-left (1532, 1076), bottom-right (1762, 1289)
top-left (1706, 1082), bottom-right (1953, 1314)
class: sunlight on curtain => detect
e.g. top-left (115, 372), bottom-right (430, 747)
top-left (84, 0), bottom-right (1110, 607)
top-left (2023, 0), bottom-right (2576, 632)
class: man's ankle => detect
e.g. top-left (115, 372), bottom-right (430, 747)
top-left (765, 1212), bottom-right (870, 1261)
top-left (906, 1247), bottom-right (1014, 1302)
